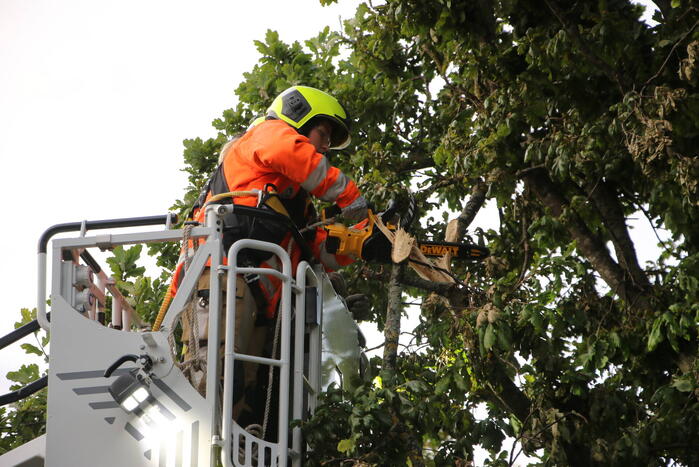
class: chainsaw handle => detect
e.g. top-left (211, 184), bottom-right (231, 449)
top-left (381, 199), bottom-right (399, 223)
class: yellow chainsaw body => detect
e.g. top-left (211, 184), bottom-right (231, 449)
top-left (323, 210), bottom-right (398, 258)
top-left (324, 222), bottom-right (373, 258)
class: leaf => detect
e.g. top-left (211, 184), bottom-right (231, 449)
top-left (337, 437), bottom-right (355, 454)
top-left (435, 375), bottom-right (451, 395)
top-left (453, 371), bottom-right (469, 391)
top-left (484, 323), bottom-right (496, 351)
top-left (497, 324), bottom-right (512, 349)
top-left (20, 343), bottom-right (43, 357)
top-left (647, 319), bottom-right (664, 351)
top-left (672, 377), bottom-right (693, 392)
top-left (7, 364), bottom-right (40, 386)
top-left (404, 380), bottom-right (427, 393)
top-left (496, 122), bottom-right (512, 139)
top-left (16, 308), bottom-right (34, 328)
top-left (510, 415), bottom-right (522, 436)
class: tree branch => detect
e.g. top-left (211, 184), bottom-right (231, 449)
top-left (523, 169), bottom-right (652, 313)
top-left (383, 264), bottom-right (405, 375)
top-left (512, 189), bottom-right (532, 291)
top-left (488, 359), bottom-right (532, 423)
top-left (455, 179), bottom-right (488, 240)
top-left (585, 180), bottom-right (650, 289)
top-left (643, 19), bottom-right (699, 91)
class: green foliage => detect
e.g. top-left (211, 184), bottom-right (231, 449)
top-left (0, 309), bottom-right (49, 455)
top-left (106, 245), bottom-right (169, 324)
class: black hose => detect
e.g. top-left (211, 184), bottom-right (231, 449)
top-left (0, 313), bottom-right (50, 352)
top-left (104, 354), bottom-right (139, 377)
top-left (79, 250), bottom-right (102, 273)
top-left (0, 375), bottom-right (48, 406)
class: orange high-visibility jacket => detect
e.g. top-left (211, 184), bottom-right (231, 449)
top-left (172, 119), bottom-right (360, 317)
top-left (198, 119), bottom-right (362, 214)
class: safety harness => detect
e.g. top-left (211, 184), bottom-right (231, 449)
top-left (189, 163), bottom-right (319, 319)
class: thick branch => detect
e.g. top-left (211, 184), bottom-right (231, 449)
top-left (398, 272), bottom-right (477, 309)
top-left (488, 358), bottom-right (532, 423)
top-left (383, 264), bottom-right (405, 375)
top-left (523, 170), bottom-right (651, 313)
top-left (586, 180), bottom-right (650, 289)
top-left (383, 268), bottom-right (424, 464)
top-left (454, 179), bottom-right (488, 241)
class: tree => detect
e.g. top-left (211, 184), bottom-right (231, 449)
top-left (171, 1), bottom-right (697, 464)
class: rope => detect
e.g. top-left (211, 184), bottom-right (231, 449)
top-left (184, 225), bottom-right (206, 382)
top-left (181, 223), bottom-right (198, 367)
top-left (159, 224), bottom-right (207, 393)
top-left (262, 303), bottom-right (282, 441)
top-left (151, 283), bottom-right (173, 331)
top-left (300, 217), bottom-right (335, 233)
top-left (238, 424), bottom-right (263, 463)
top-left (200, 190), bottom-right (260, 212)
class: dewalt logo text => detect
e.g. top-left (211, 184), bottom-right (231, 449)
top-left (419, 244), bottom-right (460, 256)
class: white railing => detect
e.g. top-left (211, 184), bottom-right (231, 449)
top-left (220, 239), bottom-right (292, 467)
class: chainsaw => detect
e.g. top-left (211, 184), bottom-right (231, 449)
top-left (322, 199), bottom-right (490, 262)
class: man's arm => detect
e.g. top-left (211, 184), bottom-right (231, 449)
top-left (254, 121), bottom-right (368, 221)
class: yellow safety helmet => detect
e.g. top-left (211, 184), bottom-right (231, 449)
top-left (267, 86), bottom-right (352, 150)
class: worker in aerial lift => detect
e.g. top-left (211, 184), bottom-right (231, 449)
top-left (172, 85), bottom-right (374, 425)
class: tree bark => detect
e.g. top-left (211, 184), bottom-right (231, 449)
top-left (455, 179), bottom-right (488, 241)
top-left (523, 170), bottom-right (652, 313)
top-left (383, 263), bottom-right (404, 375)
top-left (382, 264), bottom-right (425, 465)
top-left (585, 180), bottom-right (650, 289)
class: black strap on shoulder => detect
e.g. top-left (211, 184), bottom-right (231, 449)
top-left (280, 189), bottom-right (312, 228)
top-left (210, 164), bottom-right (231, 197)
top-left (189, 164), bottom-right (231, 219)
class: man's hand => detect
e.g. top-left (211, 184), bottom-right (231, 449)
top-left (341, 196), bottom-right (369, 222)
top-left (327, 272), bottom-right (371, 320)
top-left (345, 294), bottom-right (371, 321)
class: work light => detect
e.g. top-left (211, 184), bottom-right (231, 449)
top-left (104, 353), bottom-right (154, 413)
top-left (109, 369), bottom-right (152, 412)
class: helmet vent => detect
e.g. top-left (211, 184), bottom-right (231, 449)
top-left (281, 90), bottom-right (311, 123)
